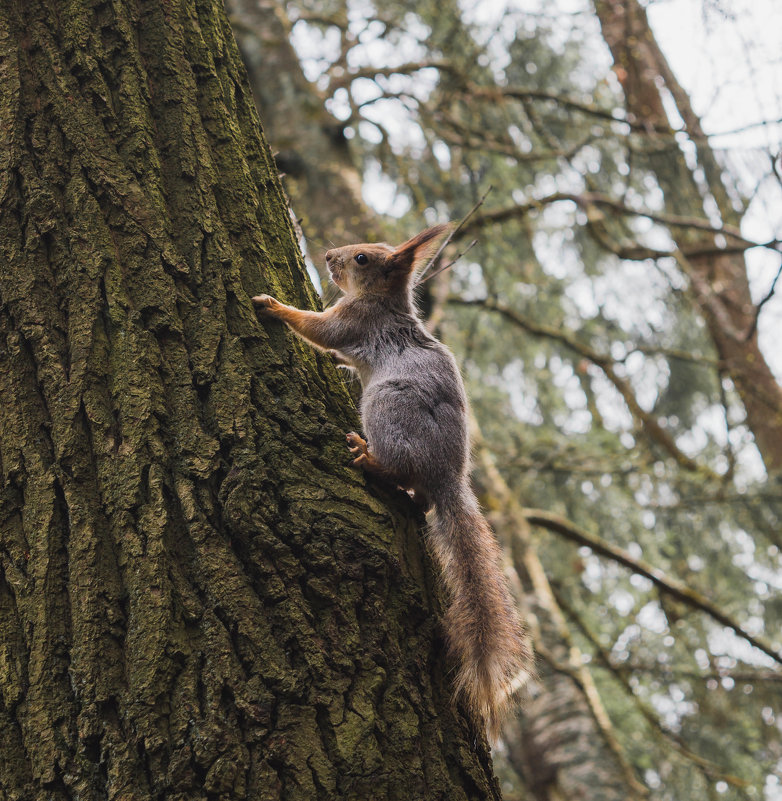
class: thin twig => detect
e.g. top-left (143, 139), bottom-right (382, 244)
top-left (743, 258), bottom-right (782, 341)
top-left (415, 185), bottom-right (493, 284)
top-left (416, 238), bottom-right (478, 286)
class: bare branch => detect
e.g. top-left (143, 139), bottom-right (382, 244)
top-left (462, 84), bottom-right (782, 144)
top-left (525, 507), bottom-right (782, 667)
top-left (450, 296), bottom-right (723, 479)
top-left (468, 192), bottom-right (745, 242)
top-left (328, 59), bottom-right (455, 90)
top-left (743, 258), bottom-right (782, 342)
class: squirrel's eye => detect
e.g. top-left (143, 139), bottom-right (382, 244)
top-left (355, 253), bottom-right (368, 265)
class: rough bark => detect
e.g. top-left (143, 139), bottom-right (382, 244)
top-left (0, 1), bottom-right (502, 798)
top-left (593, 0), bottom-right (782, 474)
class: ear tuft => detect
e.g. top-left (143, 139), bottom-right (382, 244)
top-left (387, 223), bottom-right (453, 275)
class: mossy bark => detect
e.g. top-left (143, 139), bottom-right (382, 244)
top-left (0, 1), bottom-right (501, 798)
top-left (226, 0), bottom-right (384, 253)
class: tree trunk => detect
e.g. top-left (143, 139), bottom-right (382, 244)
top-left (593, 0), bottom-right (782, 474)
top-left (0, 1), bottom-right (501, 797)
top-left (227, 0), bottom-right (383, 254)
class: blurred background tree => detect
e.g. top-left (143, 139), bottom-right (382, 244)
top-left (228, 0), bottom-right (781, 798)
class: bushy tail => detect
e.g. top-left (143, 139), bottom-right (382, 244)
top-left (428, 485), bottom-right (533, 740)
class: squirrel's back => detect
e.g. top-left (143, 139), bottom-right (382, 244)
top-left (347, 297), bottom-right (533, 737)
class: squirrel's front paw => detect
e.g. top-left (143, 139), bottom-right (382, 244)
top-left (252, 294), bottom-right (281, 313)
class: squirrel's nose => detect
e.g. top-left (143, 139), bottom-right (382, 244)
top-left (325, 250), bottom-right (334, 262)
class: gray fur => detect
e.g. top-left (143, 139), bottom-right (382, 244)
top-left (337, 296), bottom-right (468, 500)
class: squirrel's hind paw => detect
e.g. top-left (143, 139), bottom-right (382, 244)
top-left (346, 432), bottom-right (369, 457)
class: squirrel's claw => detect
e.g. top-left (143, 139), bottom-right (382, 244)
top-left (252, 294), bottom-right (279, 313)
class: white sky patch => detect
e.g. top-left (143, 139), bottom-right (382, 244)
top-left (549, 357), bottom-right (592, 433)
top-left (637, 600), bottom-right (669, 635)
top-left (289, 20), bottom-right (342, 85)
top-left (361, 159), bottom-right (411, 217)
top-left (706, 626), bottom-right (778, 669)
top-left (298, 237), bottom-right (323, 294)
top-left (501, 359), bottom-right (544, 424)
top-left (588, 366), bottom-right (634, 433)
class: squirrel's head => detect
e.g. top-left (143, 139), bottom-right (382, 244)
top-left (325, 224), bottom-right (451, 297)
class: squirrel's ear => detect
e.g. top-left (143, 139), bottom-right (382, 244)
top-left (387, 223), bottom-right (452, 274)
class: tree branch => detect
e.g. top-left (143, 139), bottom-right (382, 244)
top-left (525, 507), bottom-right (782, 667)
top-left (460, 192), bottom-right (781, 258)
top-left (450, 296), bottom-right (722, 479)
top-left (464, 83), bottom-right (782, 143)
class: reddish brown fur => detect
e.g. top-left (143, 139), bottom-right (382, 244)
top-left (430, 494), bottom-right (532, 740)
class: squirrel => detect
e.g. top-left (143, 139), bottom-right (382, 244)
top-left (253, 224), bottom-right (532, 739)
